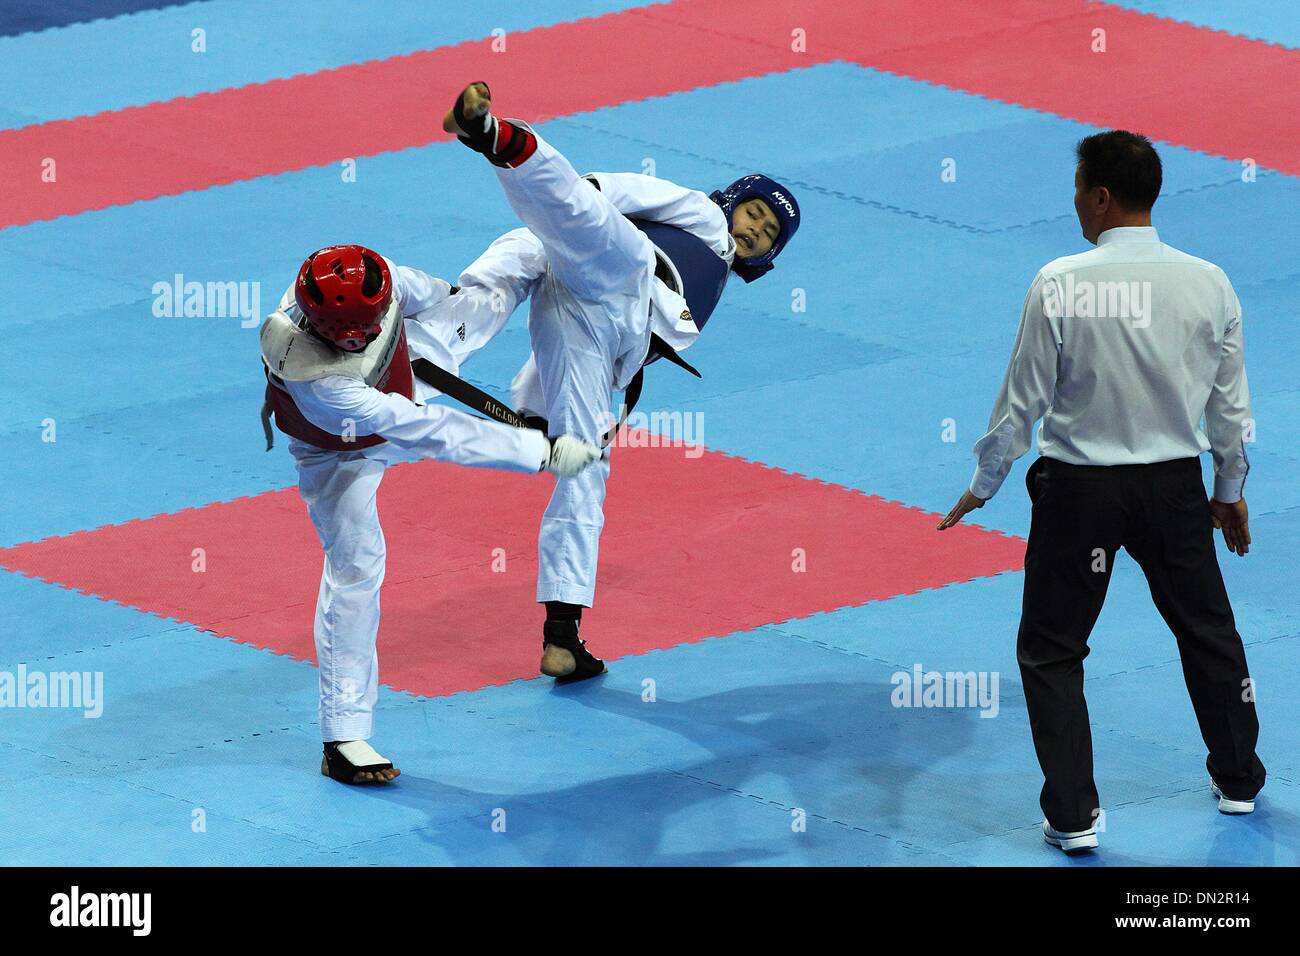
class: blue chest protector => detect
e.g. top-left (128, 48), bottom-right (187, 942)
top-left (592, 219), bottom-right (730, 439)
top-left (630, 218), bottom-right (730, 334)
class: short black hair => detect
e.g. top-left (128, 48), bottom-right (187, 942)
top-left (1075, 130), bottom-right (1162, 211)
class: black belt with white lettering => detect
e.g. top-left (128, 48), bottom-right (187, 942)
top-left (409, 358), bottom-right (534, 430)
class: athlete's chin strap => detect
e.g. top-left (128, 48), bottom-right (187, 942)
top-left (733, 259), bottom-right (774, 283)
top-left (261, 393), bottom-right (275, 451)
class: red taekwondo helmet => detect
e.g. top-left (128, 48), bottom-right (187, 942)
top-left (294, 245), bottom-right (394, 351)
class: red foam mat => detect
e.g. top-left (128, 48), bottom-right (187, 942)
top-left (2, 0), bottom-right (1297, 228)
top-left (0, 438), bottom-right (1024, 697)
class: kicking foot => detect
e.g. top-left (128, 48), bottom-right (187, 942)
top-left (321, 740), bottom-right (401, 785)
top-left (540, 620), bottom-right (607, 684)
top-left (442, 81), bottom-right (537, 167)
top-left (442, 81), bottom-right (492, 136)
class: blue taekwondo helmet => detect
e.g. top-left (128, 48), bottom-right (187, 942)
top-left (709, 174), bottom-right (801, 283)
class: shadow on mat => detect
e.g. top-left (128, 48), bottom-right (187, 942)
top-left (335, 676), bottom-right (989, 865)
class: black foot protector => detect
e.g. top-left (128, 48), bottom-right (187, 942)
top-left (540, 619), bottom-right (607, 684)
top-left (320, 740), bottom-right (397, 785)
top-left (449, 82), bottom-right (537, 168)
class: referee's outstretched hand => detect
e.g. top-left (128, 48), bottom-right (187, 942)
top-left (938, 489), bottom-right (987, 530)
top-left (1209, 497), bottom-right (1251, 557)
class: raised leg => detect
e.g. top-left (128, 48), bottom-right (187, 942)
top-left (445, 83), bottom-right (653, 304)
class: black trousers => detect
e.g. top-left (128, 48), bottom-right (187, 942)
top-left (1017, 456), bottom-right (1266, 832)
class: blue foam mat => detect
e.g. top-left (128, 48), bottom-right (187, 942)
top-left (1104, 0), bottom-right (1300, 49)
top-left (0, 0), bottom-right (655, 128)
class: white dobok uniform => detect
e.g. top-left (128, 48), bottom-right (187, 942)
top-left (260, 264), bottom-right (550, 742)
top-left (453, 133), bottom-right (736, 607)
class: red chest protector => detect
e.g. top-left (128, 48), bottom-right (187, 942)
top-left (263, 321), bottom-right (414, 452)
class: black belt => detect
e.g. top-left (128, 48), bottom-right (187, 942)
top-left (409, 358), bottom-right (533, 430)
top-left (414, 333), bottom-right (699, 447)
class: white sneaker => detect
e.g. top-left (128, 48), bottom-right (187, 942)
top-left (1042, 819), bottom-right (1099, 852)
top-left (1210, 779), bottom-right (1255, 814)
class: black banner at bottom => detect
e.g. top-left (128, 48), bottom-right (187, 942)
top-left (0, 865), bottom-right (1285, 940)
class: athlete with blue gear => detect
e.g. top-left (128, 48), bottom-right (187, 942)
top-left (442, 81), bottom-right (802, 683)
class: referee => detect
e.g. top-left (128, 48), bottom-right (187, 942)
top-left (938, 130), bottom-right (1265, 853)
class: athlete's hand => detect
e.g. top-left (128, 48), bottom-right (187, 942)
top-left (937, 489), bottom-right (987, 530)
top-left (1209, 497), bottom-right (1251, 556)
top-left (544, 435), bottom-right (601, 478)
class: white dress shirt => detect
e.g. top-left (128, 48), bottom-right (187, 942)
top-left (971, 226), bottom-right (1251, 502)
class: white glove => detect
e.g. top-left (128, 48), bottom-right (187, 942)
top-left (543, 435), bottom-right (601, 478)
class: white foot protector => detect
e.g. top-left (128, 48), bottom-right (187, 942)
top-left (336, 740), bottom-right (389, 767)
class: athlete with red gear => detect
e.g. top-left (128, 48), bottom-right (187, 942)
top-left (261, 244), bottom-right (601, 784)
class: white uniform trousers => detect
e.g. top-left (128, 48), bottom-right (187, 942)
top-left (494, 132), bottom-right (657, 606)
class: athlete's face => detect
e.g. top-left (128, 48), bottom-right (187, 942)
top-left (732, 198), bottom-right (780, 258)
